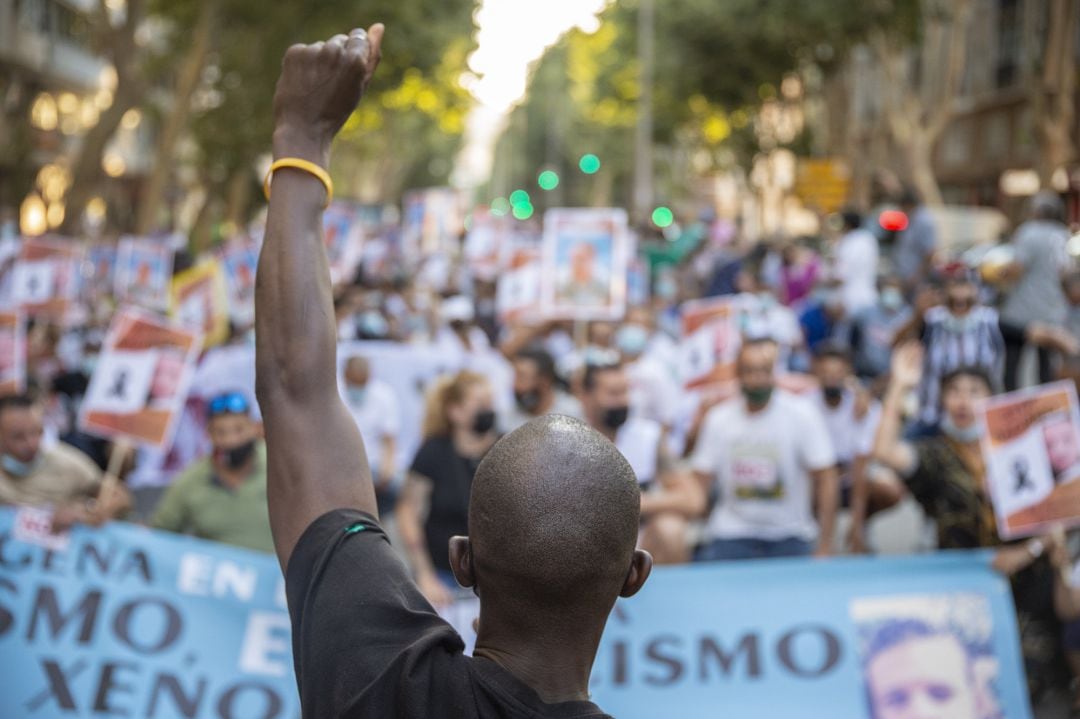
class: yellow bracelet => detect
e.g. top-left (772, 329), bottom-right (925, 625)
top-left (263, 157), bottom-right (334, 207)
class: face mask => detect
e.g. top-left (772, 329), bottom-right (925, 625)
top-left (742, 385), bottom-right (774, 407)
top-left (217, 439), bottom-right (256, 471)
top-left (940, 415), bottom-right (984, 444)
top-left (83, 354), bottom-right (99, 377)
top-left (358, 311), bottom-right (389, 338)
top-left (880, 288), bottom-right (904, 311)
top-left (602, 406), bottom-right (630, 431)
top-left (472, 409), bottom-right (497, 435)
top-left (615, 325), bottom-right (649, 357)
top-left (515, 390), bottom-right (542, 414)
top-left (1, 454), bottom-right (39, 478)
top-left (346, 386), bottom-right (367, 407)
top-left (822, 386), bottom-right (845, 404)
top-left (657, 278), bottom-right (677, 301)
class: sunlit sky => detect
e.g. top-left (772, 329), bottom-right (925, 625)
top-left (453, 0), bottom-right (609, 188)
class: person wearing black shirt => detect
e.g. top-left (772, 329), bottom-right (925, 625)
top-left (255, 25), bottom-right (652, 718)
top-left (398, 369), bottom-right (497, 607)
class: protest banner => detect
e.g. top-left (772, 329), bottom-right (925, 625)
top-left (981, 381), bottom-right (1080, 539)
top-left (114, 237), bottom-right (174, 312)
top-left (402, 187), bottom-right (465, 260)
top-left (220, 240), bottom-right (259, 327)
top-left (0, 309), bottom-right (26, 395)
top-left (679, 296), bottom-right (741, 390)
top-left (13, 236), bottom-right (82, 319)
top-left (322, 202), bottom-right (365, 285)
top-left (78, 308), bottom-right (202, 449)
top-left (496, 246), bottom-right (542, 324)
top-left (171, 260), bottom-right (229, 347)
top-left (540, 208), bottom-right (629, 321)
top-left (0, 510), bottom-right (1030, 719)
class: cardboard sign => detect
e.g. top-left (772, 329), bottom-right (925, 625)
top-left (465, 208), bottom-right (512, 281)
top-left (114, 237), bottom-right (173, 312)
top-left (81, 242), bottom-right (117, 301)
top-left (0, 309), bottom-right (26, 396)
top-left (78, 308), bottom-right (202, 448)
top-left (540, 208), bottom-right (629, 321)
top-left (172, 259), bottom-right (229, 347)
top-left (13, 236), bottom-right (81, 319)
top-left (220, 240), bottom-right (259, 326)
top-left (402, 188), bottom-right (465, 260)
top-left (680, 296), bottom-right (741, 390)
top-left (981, 381), bottom-right (1080, 539)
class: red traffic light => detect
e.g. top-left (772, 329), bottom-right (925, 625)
top-left (879, 210), bottom-right (909, 232)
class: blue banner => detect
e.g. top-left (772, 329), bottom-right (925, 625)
top-left (0, 507), bottom-right (1031, 718)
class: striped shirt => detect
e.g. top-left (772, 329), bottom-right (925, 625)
top-left (918, 305), bottom-right (1004, 425)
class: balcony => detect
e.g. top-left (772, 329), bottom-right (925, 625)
top-left (0, 0), bottom-right (106, 91)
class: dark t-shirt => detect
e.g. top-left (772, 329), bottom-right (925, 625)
top-left (410, 436), bottom-right (483, 573)
top-left (286, 508), bottom-right (612, 718)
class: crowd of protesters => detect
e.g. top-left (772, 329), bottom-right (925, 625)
top-left (7, 183), bottom-right (1080, 713)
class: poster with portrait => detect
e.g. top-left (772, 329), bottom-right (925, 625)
top-left (980, 381), bottom-right (1080, 539)
top-left (220, 239), bottom-right (259, 327)
top-left (12, 236), bottom-right (82, 319)
top-left (0, 310), bottom-right (25, 396)
top-left (78, 308), bottom-right (202, 448)
top-left (539, 208), bottom-right (629, 321)
top-left (171, 260), bottom-right (229, 347)
top-left (679, 296), bottom-right (741, 390)
top-left (851, 593), bottom-right (1010, 719)
top-left (114, 237), bottom-right (174, 312)
top-left (496, 246), bottom-right (542, 324)
top-left (80, 242), bottom-right (117, 301)
top-left (402, 188), bottom-right (465, 261)
top-left (323, 201), bottom-right (366, 285)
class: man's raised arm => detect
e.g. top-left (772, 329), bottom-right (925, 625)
top-left (255, 26), bottom-right (385, 571)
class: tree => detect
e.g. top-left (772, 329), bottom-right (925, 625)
top-left (1029, 0), bottom-right (1079, 188)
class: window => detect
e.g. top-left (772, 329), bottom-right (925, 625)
top-left (996, 0), bottom-right (1021, 88)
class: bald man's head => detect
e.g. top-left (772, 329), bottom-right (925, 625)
top-left (450, 415), bottom-right (650, 620)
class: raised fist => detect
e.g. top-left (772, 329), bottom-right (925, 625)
top-left (272, 25), bottom-right (384, 161)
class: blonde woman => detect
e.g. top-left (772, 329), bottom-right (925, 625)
top-left (398, 371), bottom-right (497, 607)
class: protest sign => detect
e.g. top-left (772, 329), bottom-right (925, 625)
top-left (981, 381), bottom-right (1080, 539)
top-left (322, 202), bottom-right (365, 285)
top-left (464, 207), bottom-right (511, 281)
top-left (679, 296), bottom-right (741, 390)
top-left (540, 208), bottom-right (629, 321)
top-left (0, 309), bottom-right (26, 395)
top-left (627, 256), bottom-right (650, 307)
top-left (80, 242), bottom-right (118, 301)
top-left (496, 246), bottom-right (542, 324)
top-left (78, 308), bottom-right (202, 448)
top-left (171, 260), bottom-right (229, 347)
top-left (13, 236), bottom-right (82, 319)
top-left (220, 240), bottom-right (259, 326)
top-left (0, 511), bottom-right (1030, 719)
top-left (114, 237), bottom-right (173, 312)
top-left (402, 188), bottom-right (465, 260)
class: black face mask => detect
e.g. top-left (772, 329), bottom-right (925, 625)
top-left (218, 439), bottom-right (256, 471)
top-left (472, 409), bottom-right (497, 435)
top-left (515, 390), bottom-right (542, 414)
top-left (823, 386), bottom-right (845, 404)
top-left (602, 406), bottom-right (630, 431)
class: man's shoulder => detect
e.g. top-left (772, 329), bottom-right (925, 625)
top-left (44, 442), bottom-right (102, 476)
top-left (169, 456), bottom-right (216, 491)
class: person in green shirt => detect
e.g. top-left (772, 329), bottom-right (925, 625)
top-left (151, 392), bottom-right (273, 553)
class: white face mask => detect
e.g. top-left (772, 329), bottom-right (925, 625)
top-left (940, 414), bottom-right (984, 444)
top-left (1, 453), bottom-right (40, 478)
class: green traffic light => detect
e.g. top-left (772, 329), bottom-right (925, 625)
top-left (537, 170), bottom-right (560, 191)
top-left (509, 189), bottom-right (531, 207)
top-left (579, 154), bottom-right (601, 174)
top-left (491, 197), bottom-right (511, 216)
top-left (652, 206), bottom-right (674, 228)
top-left (512, 203), bottom-right (534, 220)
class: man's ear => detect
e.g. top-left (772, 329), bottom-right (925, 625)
top-left (448, 536), bottom-right (475, 588)
top-left (619, 549), bottom-right (652, 598)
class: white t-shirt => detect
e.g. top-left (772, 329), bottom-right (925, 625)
top-left (616, 417), bottom-right (663, 486)
top-left (627, 355), bottom-right (682, 427)
top-left (344, 379), bottom-right (401, 470)
top-left (809, 390), bottom-right (881, 474)
top-left (691, 391), bottom-right (836, 542)
top-left (834, 228), bottom-right (879, 315)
